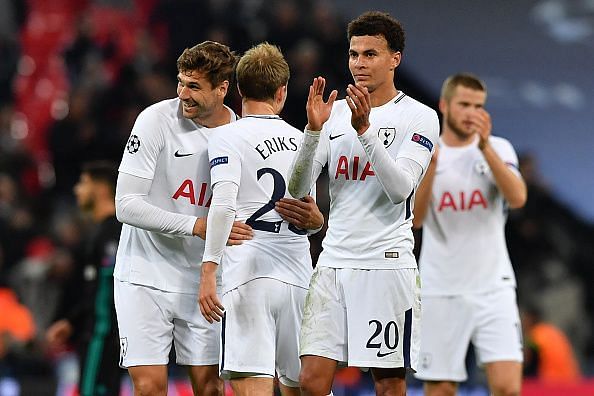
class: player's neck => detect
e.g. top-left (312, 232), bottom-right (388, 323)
top-left (242, 100), bottom-right (277, 117)
top-left (369, 84), bottom-right (398, 107)
top-left (441, 128), bottom-right (477, 147)
top-left (195, 105), bottom-right (231, 128)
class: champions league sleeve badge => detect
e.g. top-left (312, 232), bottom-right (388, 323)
top-left (126, 134), bottom-right (141, 154)
top-left (378, 127), bottom-right (396, 148)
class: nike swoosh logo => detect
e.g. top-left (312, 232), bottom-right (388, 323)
top-left (174, 150), bottom-right (195, 157)
top-left (329, 133), bottom-right (345, 141)
top-left (376, 350), bottom-right (397, 358)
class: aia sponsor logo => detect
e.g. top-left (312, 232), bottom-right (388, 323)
top-left (334, 156), bottom-right (375, 181)
top-left (172, 180), bottom-right (211, 207)
top-left (437, 189), bottom-right (488, 211)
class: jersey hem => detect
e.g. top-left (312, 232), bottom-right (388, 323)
top-left (222, 276), bottom-right (309, 295)
top-left (420, 284), bottom-right (516, 297)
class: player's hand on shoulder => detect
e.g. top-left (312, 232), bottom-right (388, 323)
top-left (198, 262), bottom-right (225, 323)
top-left (346, 83), bottom-right (371, 135)
top-left (275, 195), bottom-right (324, 231)
top-left (227, 221), bottom-right (253, 246)
top-left (306, 76), bottom-right (338, 132)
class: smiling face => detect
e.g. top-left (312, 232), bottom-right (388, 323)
top-left (176, 70), bottom-right (225, 122)
top-left (348, 35), bottom-right (400, 95)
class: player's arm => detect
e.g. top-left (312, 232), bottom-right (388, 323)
top-left (199, 181), bottom-right (237, 323)
top-left (115, 173), bottom-right (251, 241)
top-left (288, 77), bottom-right (336, 198)
top-left (412, 148), bottom-right (438, 229)
top-left (472, 109), bottom-right (527, 208)
top-left (115, 172), bottom-right (198, 235)
top-left (347, 83), bottom-right (429, 204)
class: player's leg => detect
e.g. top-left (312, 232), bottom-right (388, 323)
top-left (220, 279), bottom-right (283, 395)
top-left (341, 268), bottom-right (420, 396)
top-left (278, 378), bottom-right (302, 396)
top-left (473, 288), bottom-right (522, 396)
top-left (415, 292), bottom-right (475, 396)
top-left (423, 381), bottom-right (457, 396)
top-left (299, 356), bottom-right (337, 395)
top-left (370, 367), bottom-right (406, 396)
top-left (231, 376), bottom-right (274, 395)
top-left (276, 283), bottom-right (308, 396)
top-left (299, 267), bottom-right (345, 395)
top-left (187, 365), bottom-right (223, 396)
top-left (171, 291), bottom-right (223, 396)
top-left (484, 361), bottom-right (522, 396)
top-left (114, 280), bottom-right (176, 395)
top-left (128, 366), bottom-right (168, 396)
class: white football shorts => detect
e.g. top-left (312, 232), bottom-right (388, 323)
top-left (114, 279), bottom-right (220, 367)
top-left (415, 287), bottom-right (523, 382)
top-left (220, 277), bottom-right (307, 386)
top-left (300, 267), bottom-right (420, 370)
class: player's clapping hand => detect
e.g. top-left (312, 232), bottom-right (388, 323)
top-left (346, 83), bottom-right (371, 135)
top-left (227, 221), bottom-right (253, 246)
top-left (470, 108), bottom-right (492, 146)
top-left (306, 77), bottom-right (338, 132)
top-left (275, 196), bottom-right (324, 231)
top-left (198, 262), bottom-right (225, 323)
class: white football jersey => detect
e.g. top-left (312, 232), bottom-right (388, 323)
top-left (315, 92), bottom-right (439, 269)
top-left (115, 98), bottom-right (237, 293)
top-left (418, 136), bottom-right (520, 296)
top-left (208, 115), bottom-right (313, 294)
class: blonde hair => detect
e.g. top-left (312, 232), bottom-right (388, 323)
top-left (236, 43), bottom-right (290, 101)
top-left (441, 73), bottom-right (487, 102)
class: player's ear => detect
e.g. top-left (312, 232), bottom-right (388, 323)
top-left (275, 85), bottom-right (287, 104)
top-left (391, 51), bottom-right (401, 70)
top-left (236, 83), bottom-right (243, 98)
top-left (438, 98), bottom-right (447, 115)
top-left (218, 80), bottom-right (229, 98)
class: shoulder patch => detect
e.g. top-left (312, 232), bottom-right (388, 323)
top-left (210, 156), bottom-right (229, 168)
top-left (411, 133), bottom-right (433, 152)
top-left (126, 134), bottom-right (141, 154)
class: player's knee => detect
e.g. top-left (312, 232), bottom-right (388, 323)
top-left (299, 369), bottom-right (330, 395)
top-left (132, 375), bottom-right (167, 396)
top-left (490, 381), bottom-right (520, 396)
top-left (424, 381), bottom-right (457, 396)
top-left (197, 377), bottom-right (223, 396)
top-left (191, 371), bottom-right (223, 396)
top-left (374, 378), bottom-right (406, 396)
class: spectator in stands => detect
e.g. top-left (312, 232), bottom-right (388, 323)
top-left (46, 161), bottom-right (123, 396)
top-left (521, 305), bottom-right (582, 383)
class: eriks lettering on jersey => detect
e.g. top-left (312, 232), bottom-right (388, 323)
top-left (254, 136), bottom-right (298, 160)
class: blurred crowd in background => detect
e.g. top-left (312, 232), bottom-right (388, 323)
top-left (1, 0), bottom-right (593, 394)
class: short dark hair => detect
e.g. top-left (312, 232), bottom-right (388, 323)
top-left (441, 73), bottom-right (487, 102)
top-left (81, 161), bottom-right (118, 197)
top-left (347, 11), bottom-right (405, 53)
top-left (176, 41), bottom-right (238, 88)
top-left (236, 43), bottom-right (290, 101)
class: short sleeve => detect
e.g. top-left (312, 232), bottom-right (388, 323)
top-left (395, 108), bottom-right (440, 173)
top-left (492, 137), bottom-right (521, 177)
top-left (119, 107), bottom-right (166, 179)
top-left (208, 126), bottom-right (242, 187)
